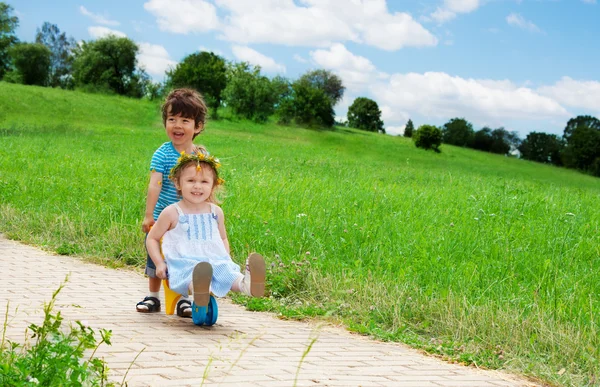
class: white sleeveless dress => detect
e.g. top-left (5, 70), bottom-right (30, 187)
top-left (161, 203), bottom-right (241, 297)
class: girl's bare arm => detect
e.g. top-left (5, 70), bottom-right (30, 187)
top-left (215, 206), bottom-right (230, 255)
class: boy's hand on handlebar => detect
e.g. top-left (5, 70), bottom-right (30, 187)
top-left (142, 217), bottom-right (155, 233)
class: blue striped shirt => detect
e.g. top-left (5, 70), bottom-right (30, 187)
top-left (150, 142), bottom-right (208, 220)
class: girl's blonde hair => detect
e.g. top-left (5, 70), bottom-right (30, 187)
top-left (169, 153), bottom-right (224, 204)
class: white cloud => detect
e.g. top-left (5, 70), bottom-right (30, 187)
top-left (79, 6), bottom-right (120, 26)
top-left (311, 44), bottom-right (375, 72)
top-left (88, 26), bottom-right (126, 39)
top-left (431, 8), bottom-right (456, 23)
top-left (370, 72), bottom-right (570, 130)
top-left (506, 13), bottom-right (542, 33)
top-left (144, 0), bottom-right (219, 34)
top-left (359, 11), bottom-right (439, 50)
top-left (217, 0), bottom-right (355, 47)
top-left (144, 0), bottom-right (436, 51)
top-left (231, 45), bottom-right (286, 73)
top-left (537, 77), bottom-right (600, 113)
top-left (430, 0), bottom-right (480, 23)
top-left (582, 0), bottom-right (596, 4)
top-left (310, 43), bottom-right (386, 92)
top-left (334, 94), bottom-right (354, 122)
top-left (137, 43), bottom-right (177, 77)
top-left (293, 54), bottom-right (307, 63)
top-left (385, 125), bottom-right (406, 136)
top-left (199, 46), bottom-right (224, 56)
top-left (380, 105), bottom-right (410, 124)
top-left (444, 0), bottom-right (480, 13)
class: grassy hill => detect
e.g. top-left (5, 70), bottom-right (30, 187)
top-left (1, 82), bottom-right (598, 386)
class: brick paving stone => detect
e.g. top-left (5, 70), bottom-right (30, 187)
top-left (433, 381), bottom-right (502, 387)
top-left (0, 235), bottom-right (545, 387)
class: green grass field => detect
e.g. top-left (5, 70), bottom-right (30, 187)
top-left (1, 82), bottom-right (598, 386)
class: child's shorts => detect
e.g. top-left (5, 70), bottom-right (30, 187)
top-left (144, 233), bottom-right (158, 278)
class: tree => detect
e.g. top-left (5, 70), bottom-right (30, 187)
top-left (403, 119), bottom-right (414, 138)
top-left (0, 2), bottom-right (19, 80)
top-left (518, 132), bottom-right (563, 166)
top-left (442, 117), bottom-right (474, 146)
top-left (270, 75), bottom-right (291, 106)
top-left (561, 115), bottom-right (600, 173)
top-left (561, 125), bottom-right (600, 174)
top-left (297, 69), bottom-right (345, 106)
top-left (489, 127), bottom-right (511, 154)
top-left (72, 35), bottom-right (144, 96)
top-left (142, 79), bottom-right (163, 101)
top-left (277, 79), bottom-right (334, 128)
top-left (166, 51), bottom-right (227, 117)
top-left (6, 43), bottom-right (51, 85)
top-left (413, 124), bottom-right (442, 152)
top-left (563, 115), bottom-right (600, 143)
top-left (35, 22), bottom-right (76, 88)
top-left (469, 127), bottom-right (493, 152)
top-left (223, 62), bottom-right (278, 123)
top-left (347, 97), bottom-right (384, 133)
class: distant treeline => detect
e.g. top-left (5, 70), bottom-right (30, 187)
top-left (404, 115), bottom-right (600, 177)
top-left (1, 3), bottom-right (598, 177)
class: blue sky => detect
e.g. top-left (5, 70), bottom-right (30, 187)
top-left (7, 0), bottom-right (600, 136)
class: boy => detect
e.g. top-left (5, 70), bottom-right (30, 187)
top-left (136, 88), bottom-right (209, 317)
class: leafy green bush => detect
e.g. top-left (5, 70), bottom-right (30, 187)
top-left (7, 43), bottom-right (51, 86)
top-left (0, 280), bottom-right (114, 386)
top-left (347, 97), bottom-right (384, 133)
top-left (277, 80), bottom-right (335, 128)
top-left (413, 124), bottom-right (442, 152)
top-left (223, 62), bottom-right (278, 123)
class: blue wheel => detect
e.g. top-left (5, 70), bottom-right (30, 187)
top-left (205, 295), bottom-right (218, 326)
top-left (191, 302), bottom-right (206, 326)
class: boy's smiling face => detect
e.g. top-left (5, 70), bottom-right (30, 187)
top-left (165, 109), bottom-right (202, 148)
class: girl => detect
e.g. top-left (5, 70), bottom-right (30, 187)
top-left (146, 152), bottom-right (266, 325)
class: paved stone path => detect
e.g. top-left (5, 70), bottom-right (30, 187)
top-left (0, 235), bottom-right (544, 387)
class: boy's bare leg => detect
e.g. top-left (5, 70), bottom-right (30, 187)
top-left (149, 276), bottom-right (161, 292)
top-left (136, 277), bottom-right (162, 312)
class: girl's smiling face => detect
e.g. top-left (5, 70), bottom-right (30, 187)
top-left (176, 164), bottom-right (215, 205)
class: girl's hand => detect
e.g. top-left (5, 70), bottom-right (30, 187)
top-left (156, 263), bottom-right (168, 280)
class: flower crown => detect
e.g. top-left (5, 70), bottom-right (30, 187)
top-left (169, 151), bottom-right (225, 185)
